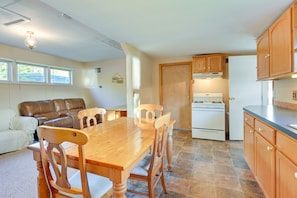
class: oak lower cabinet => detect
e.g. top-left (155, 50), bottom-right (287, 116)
top-left (276, 151), bottom-right (297, 198)
top-left (243, 110), bottom-right (297, 198)
top-left (276, 131), bottom-right (297, 198)
top-left (255, 132), bottom-right (275, 198)
top-left (244, 113), bottom-right (255, 172)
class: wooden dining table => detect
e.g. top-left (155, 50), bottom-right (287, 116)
top-left (27, 117), bottom-right (175, 198)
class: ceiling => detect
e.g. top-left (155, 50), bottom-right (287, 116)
top-left (0, 0), bottom-right (294, 62)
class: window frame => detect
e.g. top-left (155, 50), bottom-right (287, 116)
top-left (16, 62), bottom-right (47, 84)
top-left (0, 59), bottom-right (73, 86)
top-left (49, 67), bottom-right (73, 85)
top-left (0, 60), bottom-right (13, 82)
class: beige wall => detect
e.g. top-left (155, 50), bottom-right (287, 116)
top-left (84, 58), bottom-right (126, 108)
top-left (274, 78), bottom-right (297, 104)
top-left (0, 44), bottom-right (86, 113)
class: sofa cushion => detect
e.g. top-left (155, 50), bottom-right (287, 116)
top-left (20, 100), bottom-right (55, 116)
top-left (65, 98), bottom-right (85, 111)
top-left (34, 112), bottom-right (60, 120)
top-left (43, 116), bottom-right (73, 128)
top-left (53, 99), bottom-right (68, 116)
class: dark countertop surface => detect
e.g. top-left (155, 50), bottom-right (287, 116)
top-left (243, 105), bottom-right (297, 140)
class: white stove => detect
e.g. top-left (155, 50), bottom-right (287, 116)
top-left (192, 93), bottom-right (225, 108)
top-left (192, 93), bottom-right (226, 141)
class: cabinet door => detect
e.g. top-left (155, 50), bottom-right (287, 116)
top-left (192, 56), bottom-right (206, 73)
top-left (255, 133), bottom-right (275, 198)
top-left (207, 55), bottom-right (223, 72)
top-left (269, 8), bottom-right (292, 77)
top-left (244, 123), bottom-right (254, 172)
top-left (276, 151), bottom-right (297, 198)
top-left (257, 30), bottom-right (270, 79)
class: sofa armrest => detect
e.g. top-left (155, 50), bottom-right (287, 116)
top-left (9, 116), bottom-right (38, 134)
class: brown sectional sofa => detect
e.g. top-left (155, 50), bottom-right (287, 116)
top-left (19, 98), bottom-right (86, 131)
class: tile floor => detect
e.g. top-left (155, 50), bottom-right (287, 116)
top-left (126, 130), bottom-right (265, 198)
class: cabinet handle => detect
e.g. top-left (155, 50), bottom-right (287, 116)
top-left (265, 54), bottom-right (270, 58)
top-left (258, 127), bottom-right (264, 132)
top-left (266, 146), bottom-right (273, 151)
top-left (249, 130), bottom-right (253, 134)
top-left (295, 172), bottom-right (297, 179)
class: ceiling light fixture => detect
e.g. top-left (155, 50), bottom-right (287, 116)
top-left (24, 31), bottom-right (37, 49)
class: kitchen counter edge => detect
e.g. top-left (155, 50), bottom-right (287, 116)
top-left (243, 105), bottom-right (297, 140)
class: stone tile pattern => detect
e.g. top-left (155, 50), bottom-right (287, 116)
top-left (126, 130), bottom-right (265, 198)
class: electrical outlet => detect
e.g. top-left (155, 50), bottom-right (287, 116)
top-left (293, 91), bottom-right (297, 100)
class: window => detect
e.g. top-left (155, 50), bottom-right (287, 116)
top-left (50, 68), bottom-right (72, 85)
top-left (0, 61), bottom-right (10, 81)
top-left (0, 60), bottom-right (73, 85)
top-left (17, 63), bottom-right (46, 83)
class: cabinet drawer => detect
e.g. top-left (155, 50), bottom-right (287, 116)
top-left (244, 112), bottom-right (254, 127)
top-left (277, 131), bottom-right (297, 165)
top-left (255, 119), bottom-right (275, 144)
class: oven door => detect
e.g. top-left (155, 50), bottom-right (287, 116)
top-left (192, 107), bottom-right (225, 130)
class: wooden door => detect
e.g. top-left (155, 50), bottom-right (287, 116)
top-left (257, 30), bottom-right (270, 79)
top-left (269, 8), bottom-right (292, 77)
top-left (160, 62), bottom-right (191, 130)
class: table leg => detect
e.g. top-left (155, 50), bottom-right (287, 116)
top-left (36, 160), bottom-right (50, 198)
top-left (113, 182), bottom-right (127, 198)
top-left (166, 126), bottom-right (173, 171)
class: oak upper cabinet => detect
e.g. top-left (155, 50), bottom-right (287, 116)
top-left (256, 3), bottom-right (297, 80)
top-left (276, 132), bottom-right (297, 198)
top-left (256, 30), bottom-right (270, 80)
top-left (192, 54), bottom-right (225, 73)
top-left (243, 113), bottom-right (255, 172)
top-left (269, 7), bottom-right (292, 77)
top-left (254, 119), bottom-right (276, 198)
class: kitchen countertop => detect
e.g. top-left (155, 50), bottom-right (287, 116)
top-left (243, 105), bottom-right (297, 140)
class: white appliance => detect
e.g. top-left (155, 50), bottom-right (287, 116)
top-left (192, 93), bottom-right (225, 141)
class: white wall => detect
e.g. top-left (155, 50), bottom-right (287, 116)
top-left (0, 44), bottom-right (86, 113)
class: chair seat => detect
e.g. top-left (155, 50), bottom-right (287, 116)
top-left (130, 154), bottom-right (152, 176)
top-left (61, 171), bottom-right (113, 198)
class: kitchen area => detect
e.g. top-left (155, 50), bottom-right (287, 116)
top-left (191, 54), bottom-right (230, 141)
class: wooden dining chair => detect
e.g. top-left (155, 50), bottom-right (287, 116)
top-left (127, 112), bottom-right (171, 198)
top-left (77, 107), bottom-right (106, 129)
top-left (136, 104), bottom-right (163, 120)
top-left (38, 125), bottom-right (113, 198)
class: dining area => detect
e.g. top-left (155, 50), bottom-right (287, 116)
top-left (27, 104), bottom-right (175, 198)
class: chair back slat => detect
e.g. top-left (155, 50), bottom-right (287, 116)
top-left (77, 107), bottom-right (106, 129)
top-left (137, 104), bottom-right (163, 120)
